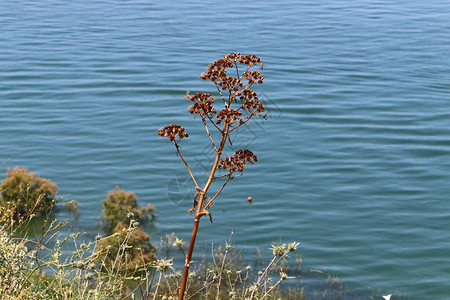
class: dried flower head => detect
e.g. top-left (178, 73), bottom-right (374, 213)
top-left (158, 124), bottom-right (189, 141)
top-left (218, 149), bottom-right (258, 173)
top-left (288, 241), bottom-right (300, 252)
top-left (270, 243), bottom-right (287, 258)
top-left (242, 98), bottom-right (266, 114)
top-left (155, 258), bottom-right (173, 272)
top-left (244, 70), bottom-right (264, 85)
top-left (186, 91), bottom-right (217, 117)
top-left (216, 108), bottom-right (242, 125)
top-left (193, 53), bottom-right (267, 129)
top-left (238, 54), bottom-right (262, 66)
top-left (172, 237), bottom-right (185, 248)
top-left (200, 53), bottom-right (263, 91)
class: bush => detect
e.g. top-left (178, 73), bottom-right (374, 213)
top-left (95, 221), bottom-right (155, 273)
top-left (0, 167), bottom-right (58, 217)
top-left (101, 186), bottom-right (155, 234)
top-left (98, 187), bottom-right (156, 274)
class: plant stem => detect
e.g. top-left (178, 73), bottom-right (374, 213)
top-left (174, 142), bottom-right (199, 188)
top-left (152, 272), bottom-right (162, 300)
top-left (179, 125), bottom-right (228, 300)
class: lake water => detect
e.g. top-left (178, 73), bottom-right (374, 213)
top-left (1, 0), bottom-right (449, 298)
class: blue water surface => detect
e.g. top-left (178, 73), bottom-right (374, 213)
top-left (1, 1), bottom-right (450, 298)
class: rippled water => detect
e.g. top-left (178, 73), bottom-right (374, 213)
top-left (1, 1), bottom-right (450, 298)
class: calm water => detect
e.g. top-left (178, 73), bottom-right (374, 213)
top-left (1, 0), bottom-right (450, 298)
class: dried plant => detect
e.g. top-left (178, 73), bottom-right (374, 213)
top-left (158, 53), bottom-right (267, 299)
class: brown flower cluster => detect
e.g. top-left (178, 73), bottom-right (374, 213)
top-left (243, 70), bottom-right (264, 85)
top-left (218, 149), bottom-right (258, 173)
top-left (236, 88), bottom-right (266, 114)
top-left (236, 53), bottom-right (262, 66)
top-left (200, 53), bottom-right (263, 93)
top-left (223, 53), bottom-right (262, 66)
top-left (200, 58), bottom-right (232, 83)
top-left (216, 108), bottom-right (242, 125)
top-left (194, 53), bottom-right (267, 128)
top-left (158, 124), bottom-right (189, 141)
top-left (159, 54), bottom-right (266, 150)
top-left (219, 76), bottom-right (244, 92)
top-left (186, 91), bottom-right (217, 117)
top-left (242, 99), bottom-right (266, 114)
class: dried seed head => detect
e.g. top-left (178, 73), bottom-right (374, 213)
top-left (158, 124), bottom-right (189, 141)
top-left (186, 91), bottom-right (217, 117)
top-left (200, 53), bottom-right (262, 88)
top-left (288, 242), bottom-right (300, 252)
top-left (244, 70), bottom-right (264, 85)
top-left (270, 244), bottom-right (287, 257)
top-left (242, 99), bottom-right (265, 114)
top-left (218, 149), bottom-right (257, 173)
top-left (216, 108), bottom-right (242, 125)
top-left (155, 258), bottom-right (173, 272)
top-left (172, 238), bottom-right (184, 248)
top-left (238, 54), bottom-right (262, 66)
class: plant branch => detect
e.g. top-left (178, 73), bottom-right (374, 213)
top-left (179, 122), bottom-right (228, 299)
top-left (203, 176), bottom-right (231, 210)
top-left (206, 114), bottom-right (223, 132)
top-left (201, 116), bottom-right (218, 152)
top-left (234, 62), bottom-right (240, 78)
top-left (173, 142), bottom-right (199, 189)
top-left (239, 65), bottom-right (252, 81)
top-left (227, 114), bottom-right (254, 133)
top-left (214, 82), bottom-right (227, 106)
top-left (262, 278), bottom-right (283, 299)
top-left (212, 174), bottom-right (230, 180)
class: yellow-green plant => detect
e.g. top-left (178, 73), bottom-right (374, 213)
top-left (0, 228), bottom-right (36, 297)
top-left (0, 210), bottom-right (341, 300)
top-left (101, 186), bottom-right (156, 234)
top-left (95, 219), bottom-right (155, 273)
top-left (0, 167), bottom-right (58, 217)
top-left (98, 187), bottom-right (156, 274)
top-left (146, 236), bottom-right (303, 300)
top-left (158, 53), bottom-right (267, 299)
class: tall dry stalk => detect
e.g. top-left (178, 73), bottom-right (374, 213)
top-left (158, 53), bottom-right (267, 300)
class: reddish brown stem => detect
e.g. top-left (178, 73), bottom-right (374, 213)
top-left (179, 125), bottom-right (228, 300)
top-left (178, 199), bottom-right (202, 300)
top-left (174, 142), bottom-right (199, 189)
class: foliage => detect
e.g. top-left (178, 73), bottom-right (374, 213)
top-left (0, 212), bottom-right (149, 300)
top-left (101, 186), bottom-right (155, 235)
top-left (0, 228), bottom-right (36, 298)
top-left (141, 236), bottom-right (306, 300)
top-left (98, 186), bottom-right (156, 274)
top-left (95, 220), bottom-right (155, 273)
top-left (0, 167), bottom-right (58, 217)
top-left (0, 205), bottom-right (15, 226)
top-left (0, 208), bottom-right (386, 300)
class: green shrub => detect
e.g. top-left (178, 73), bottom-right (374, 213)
top-left (98, 187), bottom-right (156, 274)
top-left (101, 186), bottom-right (155, 234)
top-left (0, 167), bottom-right (58, 217)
